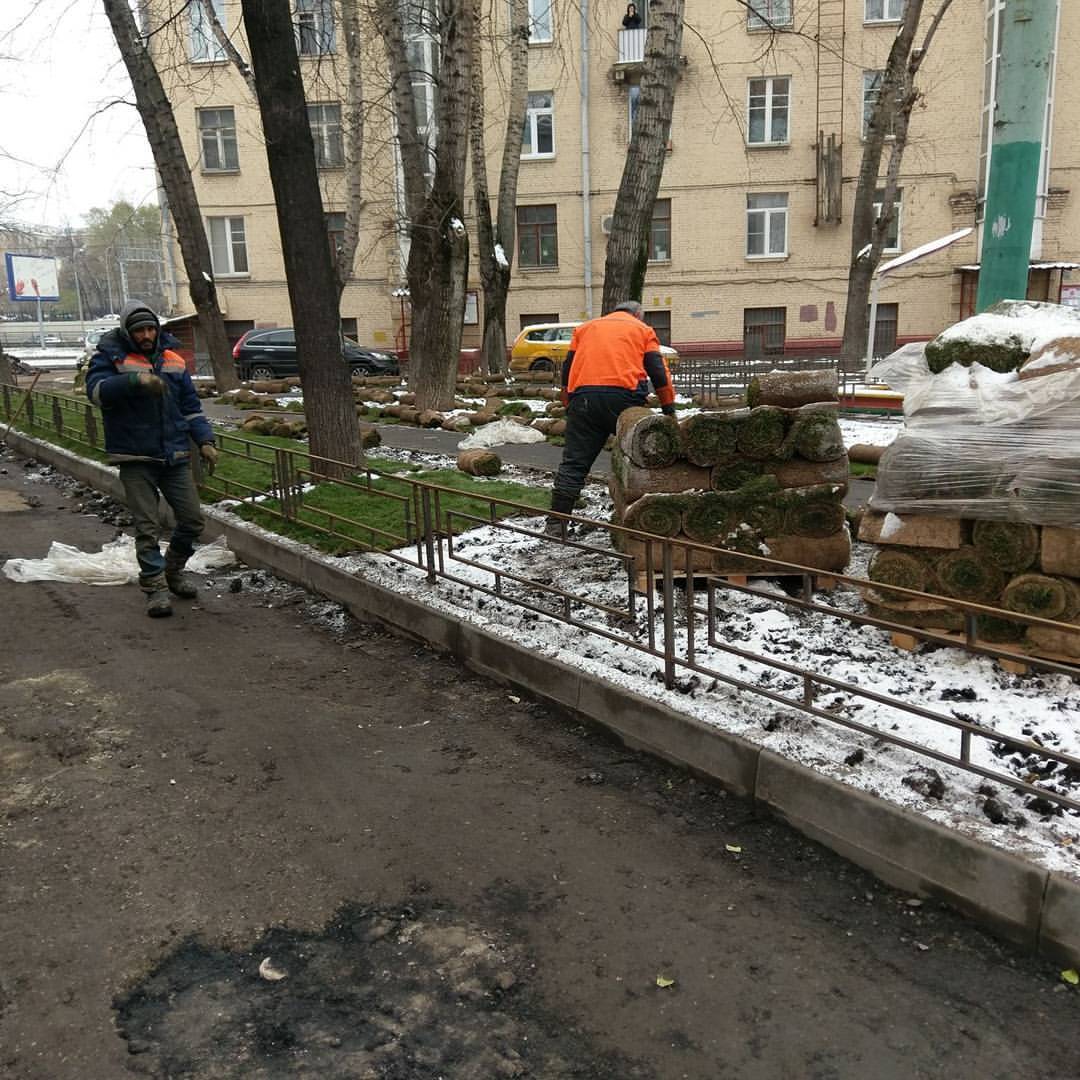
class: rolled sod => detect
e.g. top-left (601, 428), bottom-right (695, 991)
top-left (1002, 573), bottom-right (1080, 622)
top-left (622, 494), bottom-right (688, 537)
top-left (617, 407), bottom-right (682, 468)
top-left (736, 406), bottom-right (789, 460)
top-left (868, 549), bottom-right (932, 594)
top-left (683, 493), bottom-right (736, 545)
top-left (746, 369), bottom-right (838, 409)
top-left (456, 449), bottom-right (502, 476)
top-left (934, 546), bottom-right (1007, 603)
top-left (971, 520), bottom-right (1040, 572)
top-left (975, 615), bottom-right (1028, 644)
top-left (764, 455), bottom-right (849, 491)
top-left (790, 410), bottom-right (846, 462)
top-left (681, 413), bottom-right (740, 467)
top-left (785, 497), bottom-right (846, 539)
top-left (710, 458), bottom-right (765, 491)
top-left (866, 600), bottom-right (966, 633)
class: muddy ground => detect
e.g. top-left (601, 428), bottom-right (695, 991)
top-left (0, 447), bottom-right (1077, 1079)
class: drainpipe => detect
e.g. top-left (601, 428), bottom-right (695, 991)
top-left (580, 0), bottom-right (593, 319)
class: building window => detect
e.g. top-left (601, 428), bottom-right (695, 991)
top-left (862, 70), bottom-right (898, 139)
top-left (744, 307), bottom-right (786, 357)
top-left (873, 188), bottom-right (902, 252)
top-left (747, 0), bottom-right (793, 30)
top-left (871, 302), bottom-right (899, 355)
top-left (628, 84), bottom-right (641, 138)
top-left (326, 212), bottom-right (346, 259)
top-left (197, 108), bottom-right (238, 171)
top-left (644, 310), bottom-right (671, 347)
top-left (341, 317), bottom-right (358, 339)
top-left (308, 103), bottom-right (344, 168)
top-left (526, 0), bottom-right (553, 43)
top-left (296, 0), bottom-right (335, 55)
top-left (520, 313), bottom-right (559, 331)
top-left (517, 205), bottom-right (558, 268)
top-left (747, 76), bottom-right (790, 145)
top-left (865, 0), bottom-right (904, 21)
top-left (522, 92), bottom-right (555, 158)
top-left (206, 217), bottom-right (248, 276)
top-left (649, 199), bottom-right (671, 262)
top-left (746, 193), bottom-right (788, 257)
top-left (190, 0), bottom-right (226, 62)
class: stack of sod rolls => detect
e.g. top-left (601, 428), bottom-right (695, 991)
top-left (609, 371), bottom-right (850, 577)
top-left (860, 512), bottom-right (1080, 657)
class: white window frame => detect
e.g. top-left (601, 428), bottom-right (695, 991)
top-left (522, 92), bottom-right (555, 158)
top-left (862, 70), bottom-right (897, 140)
top-left (747, 76), bottom-right (791, 146)
top-left (628, 84), bottom-right (641, 139)
top-left (865, 0), bottom-right (905, 22)
top-left (206, 216), bottom-right (249, 277)
top-left (190, 0), bottom-right (226, 63)
top-left (197, 107), bottom-right (238, 172)
top-left (873, 188), bottom-right (903, 253)
top-left (747, 0), bottom-right (793, 31)
top-left (526, 0), bottom-right (553, 43)
top-left (746, 193), bottom-right (789, 259)
top-left (308, 102), bottom-right (344, 168)
top-left (296, 0), bottom-right (336, 56)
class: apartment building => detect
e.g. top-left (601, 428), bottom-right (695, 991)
top-left (153, 0), bottom-right (1079, 360)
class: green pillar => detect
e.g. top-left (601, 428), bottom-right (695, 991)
top-left (976, 0), bottom-right (1058, 312)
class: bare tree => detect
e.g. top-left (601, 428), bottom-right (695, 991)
top-left (601, 0), bottom-right (685, 314)
top-left (240, 0), bottom-right (364, 472)
top-left (841, 0), bottom-right (955, 366)
top-left (378, 0), bottom-right (476, 411)
top-left (469, 0), bottom-right (529, 375)
top-left (101, 0), bottom-right (239, 391)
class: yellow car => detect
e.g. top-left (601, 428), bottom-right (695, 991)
top-left (508, 321), bottom-right (679, 374)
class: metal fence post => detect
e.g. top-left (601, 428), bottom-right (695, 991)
top-left (84, 405), bottom-right (98, 448)
top-left (420, 485), bottom-right (437, 584)
top-left (662, 541), bottom-right (676, 690)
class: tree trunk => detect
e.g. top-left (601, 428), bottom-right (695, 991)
top-left (240, 0), bottom-right (364, 473)
top-left (470, 0), bottom-right (530, 375)
top-left (601, 0), bottom-right (685, 314)
top-left (841, 0), bottom-right (955, 368)
top-left (102, 0), bottom-right (239, 391)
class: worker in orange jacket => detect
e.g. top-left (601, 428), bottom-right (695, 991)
top-left (548, 300), bottom-right (675, 532)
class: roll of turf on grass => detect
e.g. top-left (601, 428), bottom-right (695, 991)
top-left (710, 458), bottom-right (765, 491)
top-left (935, 545), bottom-right (1007, 603)
top-left (972, 520), bottom-right (1040, 573)
top-left (1002, 573), bottom-right (1080, 621)
top-left (616, 407), bottom-right (682, 469)
top-left (736, 406), bottom-right (789, 460)
top-left (622, 494), bottom-right (688, 538)
top-left (683, 493), bottom-right (736, 544)
top-left (868, 549), bottom-right (931, 594)
top-left (681, 413), bottom-right (739, 467)
top-left (791, 410), bottom-right (846, 462)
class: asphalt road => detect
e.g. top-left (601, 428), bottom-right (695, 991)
top-left (1, 447), bottom-right (1078, 1079)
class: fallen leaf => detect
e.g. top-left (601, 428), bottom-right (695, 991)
top-left (725, 844), bottom-right (742, 854)
top-left (655, 975), bottom-right (675, 988)
top-left (1062, 969), bottom-right (1079, 986)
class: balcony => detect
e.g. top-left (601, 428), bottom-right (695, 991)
top-left (617, 27), bottom-right (645, 65)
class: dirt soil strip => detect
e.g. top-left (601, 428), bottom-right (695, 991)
top-left (2, 445), bottom-right (1080, 1079)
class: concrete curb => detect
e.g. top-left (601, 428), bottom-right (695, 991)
top-left (6, 428), bottom-right (1079, 966)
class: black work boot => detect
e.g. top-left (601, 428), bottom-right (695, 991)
top-left (164, 549), bottom-right (198, 599)
top-left (544, 491), bottom-right (577, 538)
top-left (143, 574), bottom-right (173, 618)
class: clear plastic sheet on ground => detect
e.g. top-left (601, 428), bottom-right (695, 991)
top-left (2, 535), bottom-right (236, 586)
top-left (458, 418), bottom-right (545, 449)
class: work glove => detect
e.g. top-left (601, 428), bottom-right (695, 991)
top-left (199, 443), bottom-right (219, 475)
top-left (560, 388), bottom-right (570, 408)
top-left (131, 371), bottom-right (165, 396)
top-left (660, 404), bottom-right (677, 417)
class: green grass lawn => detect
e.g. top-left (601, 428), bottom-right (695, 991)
top-left (849, 461), bottom-right (878, 479)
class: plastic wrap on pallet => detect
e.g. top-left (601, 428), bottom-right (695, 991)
top-left (868, 334), bottom-right (1080, 526)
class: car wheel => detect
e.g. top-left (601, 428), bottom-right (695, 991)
top-left (350, 364), bottom-right (372, 378)
top-left (530, 358), bottom-right (554, 372)
top-left (249, 364), bottom-right (276, 381)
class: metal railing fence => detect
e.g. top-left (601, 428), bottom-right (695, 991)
top-left (4, 381), bottom-right (1079, 817)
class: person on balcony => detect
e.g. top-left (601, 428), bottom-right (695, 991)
top-left (622, 3), bottom-right (642, 29)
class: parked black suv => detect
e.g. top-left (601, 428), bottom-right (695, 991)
top-left (232, 328), bottom-right (400, 380)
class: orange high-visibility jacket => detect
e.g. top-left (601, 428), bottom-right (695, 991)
top-left (562, 311), bottom-right (674, 406)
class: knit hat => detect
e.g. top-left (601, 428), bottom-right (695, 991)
top-left (124, 306), bottom-right (158, 334)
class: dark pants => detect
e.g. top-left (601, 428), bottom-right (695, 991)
top-left (553, 389), bottom-right (642, 501)
top-left (118, 462), bottom-right (204, 584)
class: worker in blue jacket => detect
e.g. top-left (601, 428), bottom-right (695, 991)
top-left (86, 301), bottom-right (219, 618)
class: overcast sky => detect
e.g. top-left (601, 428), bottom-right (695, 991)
top-left (0, 1), bottom-right (156, 230)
